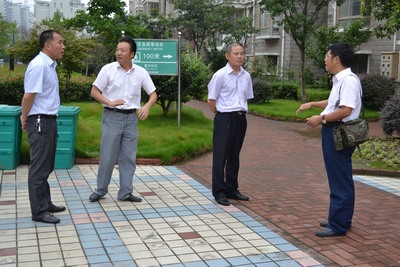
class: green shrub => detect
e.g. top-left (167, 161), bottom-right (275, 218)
top-left (60, 76), bottom-right (94, 102)
top-left (0, 76), bottom-right (24, 105)
top-left (249, 78), bottom-right (272, 104)
top-left (271, 80), bottom-right (299, 100)
top-left (356, 138), bottom-right (400, 169)
top-left (0, 70), bottom-right (95, 104)
top-left (361, 74), bottom-right (396, 110)
top-left (380, 95), bottom-right (400, 136)
top-left (304, 88), bottom-right (331, 102)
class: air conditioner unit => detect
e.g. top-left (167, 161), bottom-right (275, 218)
top-left (380, 52), bottom-right (399, 81)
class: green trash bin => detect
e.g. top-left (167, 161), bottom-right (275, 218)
top-left (55, 106), bottom-right (81, 169)
top-left (0, 105), bottom-right (22, 170)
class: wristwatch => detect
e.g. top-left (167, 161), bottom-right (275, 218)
top-left (321, 114), bottom-right (327, 124)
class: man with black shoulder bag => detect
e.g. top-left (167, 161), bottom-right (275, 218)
top-left (296, 43), bottom-right (363, 237)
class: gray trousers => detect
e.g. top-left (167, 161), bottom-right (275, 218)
top-left (26, 116), bottom-right (57, 218)
top-left (94, 109), bottom-right (138, 200)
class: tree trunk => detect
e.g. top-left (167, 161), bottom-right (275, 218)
top-left (300, 48), bottom-right (307, 103)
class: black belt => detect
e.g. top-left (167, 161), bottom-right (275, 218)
top-left (104, 107), bottom-right (136, 114)
top-left (217, 111), bottom-right (246, 116)
top-left (28, 114), bottom-right (57, 119)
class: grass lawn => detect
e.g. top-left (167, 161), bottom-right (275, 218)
top-left (249, 99), bottom-right (380, 121)
top-left (21, 102), bottom-right (213, 165)
top-left (19, 99), bottom-right (393, 170)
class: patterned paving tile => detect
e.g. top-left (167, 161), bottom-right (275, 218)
top-left (5, 165), bottom-right (397, 266)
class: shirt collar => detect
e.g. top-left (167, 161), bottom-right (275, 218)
top-left (39, 51), bottom-right (57, 67)
top-left (117, 61), bottom-right (135, 72)
top-left (226, 63), bottom-right (244, 75)
top-left (333, 68), bottom-right (352, 84)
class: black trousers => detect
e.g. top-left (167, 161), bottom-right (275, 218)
top-left (26, 116), bottom-right (58, 218)
top-left (212, 112), bottom-right (247, 198)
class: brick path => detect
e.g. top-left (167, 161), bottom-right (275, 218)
top-left (179, 100), bottom-right (400, 267)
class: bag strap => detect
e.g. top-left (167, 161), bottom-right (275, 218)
top-left (335, 74), bottom-right (365, 120)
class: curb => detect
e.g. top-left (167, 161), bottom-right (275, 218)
top-left (75, 158), bottom-right (399, 177)
top-left (353, 168), bottom-right (400, 178)
top-left (75, 158), bottom-right (162, 165)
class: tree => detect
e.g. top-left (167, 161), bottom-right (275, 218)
top-left (307, 19), bottom-right (371, 70)
top-left (259, 0), bottom-right (345, 103)
top-left (9, 12), bottom-right (97, 88)
top-left (170, 0), bottom-right (237, 53)
top-left (362, 0), bottom-right (400, 38)
top-left (69, 1), bottom-right (151, 63)
top-left (142, 53), bottom-right (212, 116)
top-left (0, 15), bottom-right (17, 57)
top-left (136, 12), bottom-right (174, 40)
top-left (222, 15), bottom-right (259, 48)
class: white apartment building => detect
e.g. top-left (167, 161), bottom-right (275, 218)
top-left (129, 0), bottom-right (400, 82)
top-left (34, 0), bottom-right (85, 22)
top-left (0, 0), bottom-right (34, 31)
top-left (129, 0), bottom-right (174, 16)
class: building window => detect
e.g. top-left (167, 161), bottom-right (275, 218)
top-left (147, 2), bottom-right (159, 14)
top-left (338, 0), bottom-right (370, 29)
top-left (260, 11), bottom-right (279, 36)
top-left (351, 54), bottom-right (369, 74)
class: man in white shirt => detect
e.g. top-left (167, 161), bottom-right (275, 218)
top-left (207, 42), bottom-right (254, 206)
top-left (20, 30), bottom-right (66, 224)
top-left (296, 42), bottom-right (362, 237)
top-left (89, 36), bottom-right (157, 202)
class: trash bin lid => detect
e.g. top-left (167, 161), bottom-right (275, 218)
top-left (58, 106), bottom-right (81, 115)
top-left (0, 105), bottom-right (22, 116)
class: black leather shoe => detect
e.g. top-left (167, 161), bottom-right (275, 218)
top-left (316, 228), bottom-right (346, 237)
top-left (320, 221), bottom-right (329, 228)
top-left (320, 221), bottom-right (351, 230)
top-left (89, 193), bottom-right (102, 202)
top-left (215, 197), bottom-right (230, 206)
top-left (49, 204), bottom-right (66, 213)
top-left (120, 194), bottom-right (142, 202)
top-left (227, 193), bottom-right (249, 201)
top-left (32, 213), bottom-right (60, 224)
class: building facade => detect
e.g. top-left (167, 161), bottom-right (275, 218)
top-left (129, 0), bottom-right (174, 16)
top-left (0, 0), bottom-right (34, 31)
top-left (130, 0), bottom-right (400, 83)
top-left (246, 0), bottom-right (400, 82)
top-left (34, 0), bottom-right (85, 23)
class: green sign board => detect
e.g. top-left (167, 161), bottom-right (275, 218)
top-left (133, 39), bottom-right (178, 76)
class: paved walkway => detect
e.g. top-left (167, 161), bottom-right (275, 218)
top-left (0, 100), bottom-right (399, 267)
top-left (179, 100), bottom-right (400, 267)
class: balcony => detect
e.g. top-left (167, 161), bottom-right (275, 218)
top-left (256, 27), bottom-right (280, 40)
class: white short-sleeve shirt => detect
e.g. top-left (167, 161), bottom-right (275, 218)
top-left (207, 63), bottom-right (253, 113)
top-left (24, 51), bottom-right (60, 115)
top-left (322, 68), bottom-right (362, 122)
top-left (93, 62), bottom-right (156, 110)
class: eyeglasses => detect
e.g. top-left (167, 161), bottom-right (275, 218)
top-left (325, 54), bottom-right (338, 59)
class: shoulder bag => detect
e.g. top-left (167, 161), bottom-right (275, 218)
top-left (333, 77), bottom-right (369, 151)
